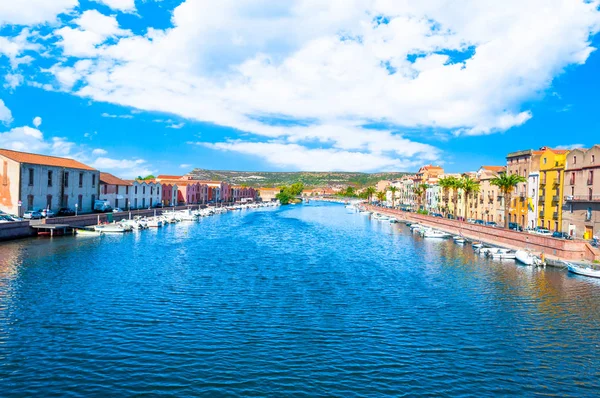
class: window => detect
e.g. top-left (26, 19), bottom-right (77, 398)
top-left (27, 195), bottom-right (33, 210)
top-left (570, 172), bottom-right (575, 185)
top-left (143, 186), bottom-right (146, 194)
top-left (104, 185), bottom-right (108, 194)
top-left (126, 186), bottom-right (129, 195)
top-left (573, 156), bottom-right (577, 165)
top-left (115, 198), bottom-right (119, 209)
top-left (64, 172), bottom-right (69, 188)
top-left (79, 173), bottom-right (83, 188)
top-left (63, 194), bottom-right (68, 207)
top-left (48, 170), bottom-right (53, 187)
top-left (134, 198), bottom-right (138, 208)
top-left (571, 186), bottom-right (575, 196)
top-left (28, 168), bottom-right (34, 186)
top-left (2, 161), bottom-right (7, 185)
top-left (46, 195), bottom-right (52, 209)
top-left (92, 174), bottom-right (96, 187)
top-left (142, 198), bottom-right (146, 208)
top-left (91, 194), bottom-right (95, 208)
top-left (590, 188), bottom-right (593, 201)
top-left (543, 157), bottom-right (547, 164)
top-left (151, 187), bottom-right (153, 195)
top-left (78, 194), bottom-right (83, 209)
top-left (135, 186), bottom-right (138, 194)
top-left (589, 171), bottom-right (594, 185)
top-left (591, 155), bottom-right (595, 164)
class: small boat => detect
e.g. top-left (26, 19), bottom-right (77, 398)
top-left (94, 224), bottom-right (127, 234)
top-left (515, 250), bottom-right (544, 266)
top-left (76, 227), bottom-right (103, 236)
top-left (566, 262), bottom-right (600, 278)
top-left (472, 242), bottom-right (484, 250)
top-left (388, 217), bottom-right (398, 223)
top-left (488, 248), bottom-right (516, 260)
top-left (423, 230), bottom-right (450, 239)
top-left (454, 237), bottom-right (466, 244)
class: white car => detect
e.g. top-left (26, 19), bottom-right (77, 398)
top-left (535, 228), bottom-right (552, 236)
top-left (23, 210), bottom-right (43, 219)
top-left (113, 208), bottom-right (123, 213)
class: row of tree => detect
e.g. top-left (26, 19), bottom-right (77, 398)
top-left (275, 182), bottom-right (305, 205)
top-left (366, 173), bottom-right (527, 229)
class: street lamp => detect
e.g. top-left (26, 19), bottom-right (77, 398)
top-left (75, 203), bottom-right (78, 216)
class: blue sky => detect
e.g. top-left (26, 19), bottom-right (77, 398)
top-left (1, 0), bottom-right (600, 178)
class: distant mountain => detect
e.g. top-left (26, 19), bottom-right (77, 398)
top-left (187, 169), bottom-right (412, 188)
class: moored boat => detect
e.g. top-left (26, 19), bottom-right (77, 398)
top-left (566, 262), bottom-right (600, 278)
top-left (94, 224), bottom-right (127, 234)
top-left (515, 250), bottom-right (544, 266)
top-left (423, 230), bottom-right (450, 239)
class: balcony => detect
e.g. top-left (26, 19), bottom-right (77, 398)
top-left (552, 178), bottom-right (560, 186)
top-left (552, 212), bottom-right (559, 220)
top-left (551, 196), bottom-right (559, 204)
top-left (538, 197), bottom-right (544, 204)
top-left (539, 210), bottom-right (545, 218)
top-left (564, 195), bottom-right (600, 202)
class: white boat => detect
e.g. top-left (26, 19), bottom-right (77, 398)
top-left (388, 217), bottom-right (398, 223)
top-left (147, 218), bottom-right (163, 228)
top-left (566, 262), bottom-right (600, 278)
top-left (76, 227), bottom-right (103, 236)
top-left (454, 237), bottom-right (466, 244)
top-left (488, 248), bottom-right (517, 260)
top-left (472, 242), bottom-right (484, 250)
top-left (94, 224), bottom-right (127, 234)
top-left (515, 250), bottom-right (544, 266)
top-left (423, 230), bottom-right (450, 239)
top-left (479, 247), bottom-right (500, 256)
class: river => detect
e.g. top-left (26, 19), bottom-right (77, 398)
top-left (1, 202), bottom-right (599, 396)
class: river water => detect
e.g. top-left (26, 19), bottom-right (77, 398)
top-left (1, 202), bottom-right (599, 396)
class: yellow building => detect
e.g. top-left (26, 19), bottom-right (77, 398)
top-left (506, 149), bottom-right (542, 228)
top-left (538, 147), bottom-right (568, 232)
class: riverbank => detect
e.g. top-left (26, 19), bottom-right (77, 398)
top-left (367, 205), bottom-right (600, 263)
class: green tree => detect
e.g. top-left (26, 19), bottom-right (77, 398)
top-left (459, 176), bottom-right (480, 222)
top-left (365, 186), bottom-right (376, 203)
top-left (376, 191), bottom-right (386, 203)
top-left (490, 173), bottom-right (527, 229)
top-left (388, 186), bottom-right (398, 208)
top-left (344, 186), bottom-right (356, 197)
top-left (276, 189), bottom-right (293, 205)
top-left (289, 182), bottom-right (305, 196)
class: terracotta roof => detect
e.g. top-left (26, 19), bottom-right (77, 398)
top-left (0, 148), bottom-right (97, 171)
top-left (100, 172), bottom-right (132, 186)
top-left (481, 166), bottom-right (506, 172)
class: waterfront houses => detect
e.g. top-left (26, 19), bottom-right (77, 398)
top-left (259, 187), bottom-right (281, 202)
top-left (127, 179), bottom-right (162, 209)
top-left (475, 166), bottom-right (506, 224)
top-left (506, 149), bottom-right (542, 228)
top-left (563, 146), bottom-right (600, 239)
top-left (538, 147), bottom-right (567, 231)
top-left (0, 149), bottom-right (99, 215)
top-left (425, 184), bottom-right (440, 213)
top-left (415, 165), bottom-right (444, 185)
top-left (99, 172), bottom-right (132, 210)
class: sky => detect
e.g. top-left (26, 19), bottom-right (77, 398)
top-left (1, 0), bottom-right (600, 178)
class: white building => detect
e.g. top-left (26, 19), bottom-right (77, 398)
top-left (0, 149), bottom-right (99, 215)
top-left (99, 172), bottom-right (132, 210)
top-left (527, 172), bottom-right (540, 229)
top-left (127, 180), bottom-right (162, 209)
top-left (426, 185), bottom-right (440, 213)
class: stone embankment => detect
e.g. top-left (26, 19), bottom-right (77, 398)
top-left (368, 206), bottom-right (600, 263)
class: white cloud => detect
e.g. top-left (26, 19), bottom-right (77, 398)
top-left (4, 73), bottom-right (24, 90)
top-left (92, 148), bottom-right (108, 155)
top-left (179, 163), bottom-right (191, 168)
top-left (0, 0), bottom-right (77, 26)
top-left (0, 99), bottom-right (12, 124)
top-left (33, 116), bottom-right (42, 128)
top-left (0, 29), bottom-right (40, 67)
top-left (555, 143), bottom-right (586, 150)
top-left (167, 122), bottom-right (184, 129)
top-left (91, 157), bottom-right (155, 178)
top-left (16, 0), bottom-right (600, 170)
top-left (92, 0), bottom-right (136, 13)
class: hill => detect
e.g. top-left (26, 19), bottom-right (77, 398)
top-left (187, 169), bottom-right (411, 188)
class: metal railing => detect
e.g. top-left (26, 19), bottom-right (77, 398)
top-left (564, 195), bottom-right (600, 202)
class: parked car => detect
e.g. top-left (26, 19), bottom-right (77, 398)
top-left (432, 213), bottom-right (443, 218)
top-left (467, 218), bottom-right (476, 224)
top-left (535, 228), bottom-right (552, 236)
top-left (0, 215), bottom-right (15, 223)
top-left (508, 222), bottom-right (523, 232)
top-left (57, 208), bottom-right (76, 217)
top-left (23, 210), bottom-right (42, 220)
top-left (486, 221), bottom-right (498, 227)
top-left (474, 220), bottom-right (485, 225)
top-left (41, 209), bottom-right (55, 218)
top-left (153, 203), bottom-right (164, 208)
top-left (552, 231), bottom-right (572, 240)
top-left (94, 200), bottom-right (112, 213)
top-left (113, 208), bottom-right (124, 213)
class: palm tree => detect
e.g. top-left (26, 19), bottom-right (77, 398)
top-left (439, 176), bottom-right (461, 218)
top-left (365, 186), bottom-right (376, 203)
top-left (490, 173), bottom-right (527, 229)
top-left (376, 191), bottom-right (387, 204)
top-left (412, 183), bottom-right (429, 212)
top-left (459, 176), bottom-right (480, 222)
top-left (388, 186), bottom-right (398, 208)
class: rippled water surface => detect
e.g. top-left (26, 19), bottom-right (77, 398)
top-left (1, 203), bottom-right (600, 396)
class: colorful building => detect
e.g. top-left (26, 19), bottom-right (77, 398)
top-left (0, 148), bottom-right (99, 215)
top-left (537, 147), bottom-right (568, 231)
top-left (562, 146), bottom-right (600, 239)
top-left (415, 165), bottom-right (444, 185)
top-left (99, 172), bottom-right (132, 210)
top-left (474, 166), bottom-right (506, 224)
top-left (506, 149), bottom-right (542, 228)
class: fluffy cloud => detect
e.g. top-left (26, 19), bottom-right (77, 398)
top-left (0, 0), bottom-right (77, 26)
top-left (92, 0), bottom-right (136, 13)
top-left (555, 143), bottom-right (586, 150)
top-left (91, 157), bottom-right (155, 178)
top-left (92, 148), bottom-right (107, 155)
top-left (7, 0), bottom-right (600, 170)
top-left (33, 116), bottom-right (42, 127)
top-left (0, 99), bottom-right (12, 124)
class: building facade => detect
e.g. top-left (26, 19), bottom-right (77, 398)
top-left (506, 149), bottom-right (541, 228)
top-left (527, 172), bottom-right (540, 229)
top-left (0, 149), bottom-right (99, 215)
top-left (474, 166), bottom-right (506, 224)
top-left (99, 172), bottom-right (132, 210)
top-left (537, 147), bottom-right (568, 231)
top-left (415, 165), bottom-right (444, 185)
top-left (562, 146), bottom-right (600, 239)
top-left (128, 180), bottom-right (162, 209)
